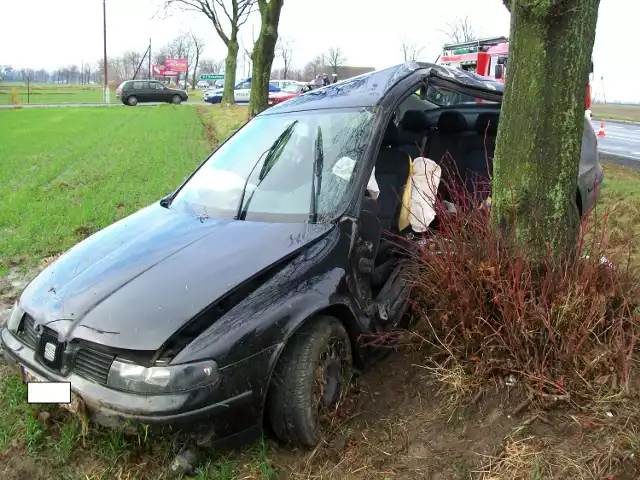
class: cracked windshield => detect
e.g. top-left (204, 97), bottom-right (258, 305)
top-left (171, 108), bottom-right (374, 222)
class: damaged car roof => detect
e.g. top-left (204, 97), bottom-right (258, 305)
top-left (264, 62), bottom-right (504, 114)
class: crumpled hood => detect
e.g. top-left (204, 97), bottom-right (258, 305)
top-left (20, 203), bottom-right (332, 351)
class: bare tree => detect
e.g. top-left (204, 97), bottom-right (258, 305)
top-left (276, 37), bottom-right (293, 79)
top-left (400, 37), bottom-right (424, 62)
top-left (325, 47), bottom-right (347, 75)
top-left (303, 55), bottom-right (324, 80)
top-left (68, 65), bottom-right (79, 83)
top-left (164, 0), bottom-right (256, 104)
top-left (440, 15), bottom-right (478, 44)
top-left (198, 58), bottom-right (224, 75)
top-left (190, 33), bottom-right (206, 88)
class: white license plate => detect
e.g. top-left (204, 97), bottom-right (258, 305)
top-left (20, 365), bottom-right (78, 409)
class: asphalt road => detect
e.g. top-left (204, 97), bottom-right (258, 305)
top-left (591, 119), bottom-right (640, 162)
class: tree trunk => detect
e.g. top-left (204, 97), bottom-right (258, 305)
top-left (491, 0), bottom-right (599, 263)
top-left (192, 53), bottom-right (199, 90)
top-left (248, 0), bottom-right (284, 117)
top-left (222, 33), bottom-right (239, 105)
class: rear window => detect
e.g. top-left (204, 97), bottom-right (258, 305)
top-left (117, 81), bottom-right (128, 90)
top-left (133, 81), bottom-right (147, 89)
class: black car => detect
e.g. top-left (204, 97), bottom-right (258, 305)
top-left (2, 63), bottom-right (602, 472)
top-left (115, 80), bottom-right (188, 106)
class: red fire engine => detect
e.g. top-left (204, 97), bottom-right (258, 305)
top-left (439, 36), bottom-right (593, 110)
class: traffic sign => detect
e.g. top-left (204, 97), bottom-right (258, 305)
top-left (200, 74), bottom-right (224, 80)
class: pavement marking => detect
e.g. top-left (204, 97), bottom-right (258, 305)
top-left (599, 149), bottom-right (640, 160)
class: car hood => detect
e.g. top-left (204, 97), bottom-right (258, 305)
top-left (20, 203), bottom-right (333, 351)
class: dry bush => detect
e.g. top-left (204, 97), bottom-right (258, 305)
top-left (10, 88), bottom-right (20, 105)
top-left (401, 164), bottom-right (640, 402)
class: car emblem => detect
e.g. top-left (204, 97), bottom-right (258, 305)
top-left (44, 342), bottom-right (56, 362)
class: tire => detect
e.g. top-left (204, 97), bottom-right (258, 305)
top-left (267, 316), bottom-right (353, 447)
top-left (127, 96), bottom-right (138, 106)
top-left (172, 95), bottom-right (182, 105)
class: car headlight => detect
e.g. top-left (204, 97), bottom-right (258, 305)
top-left (107, 358), bottom-right (219, 394)
top-left (6, 302), bottom-right (23, 332)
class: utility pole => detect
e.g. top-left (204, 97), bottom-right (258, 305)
top-left (103, 0), bottom-right (109, 103)
top-left (149, 38), bottom-right (152, 79)
top-left (81, 60), bottom-right (84, 85)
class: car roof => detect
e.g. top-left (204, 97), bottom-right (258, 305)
top-left (262, 62), bottom-right (504, 115)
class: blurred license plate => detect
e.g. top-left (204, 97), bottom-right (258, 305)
top-left (20, 365), bottom-right (78, 409)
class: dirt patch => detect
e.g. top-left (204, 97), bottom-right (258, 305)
top-left (195, 105), bottom-right (219, 148)
top-left (272, 351), bottom-right (640, 479)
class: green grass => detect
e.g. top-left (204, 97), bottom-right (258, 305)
top-left (0, 82), bottom-right (206, 105)
top-left (591, 103), bottom-right (640, 123)
top-left (0, 105), bottom-right (211, 271)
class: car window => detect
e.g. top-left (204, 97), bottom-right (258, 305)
top-left (426, 84), bottom-right (499, 106)
top-left (282, 84), bottom-right (301, 93)
top-left (133, 81), bottom-right (148, 90)
top-left (117, 81), bottom-right (128, 90)
top-left (150, 82), bottom-right (164, 90)
top-left (236, 80), bottom-right (251, 89)
top-left (171, 108), bottom-right (375, 223)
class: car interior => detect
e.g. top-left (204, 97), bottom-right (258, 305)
top-left (363, 88), bottom-right (501, 307)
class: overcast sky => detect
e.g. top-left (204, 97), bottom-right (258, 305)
top-left (0, 0), bottom-right (632, 101)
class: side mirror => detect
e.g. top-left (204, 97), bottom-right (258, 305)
top-left (497, 56), bottom-right (507, 65)
top-left (494, 64), bottom-right (504, 79)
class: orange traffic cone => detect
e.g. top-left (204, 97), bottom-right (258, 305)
top-left (598, 119), bottom-right (606, 136)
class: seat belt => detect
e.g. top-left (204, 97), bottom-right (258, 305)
top-left (398, 155), bottom-right (414, 232)
top-left (420, 130), bottom-right (432, 157)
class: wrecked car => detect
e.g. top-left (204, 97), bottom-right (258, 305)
top-left (1, 62), bottom-right (603, 468)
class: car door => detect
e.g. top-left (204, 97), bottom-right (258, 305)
top-left (235, 80), bottom-right (251, 103)
top-left (148, 81), bottom-right (166, 102)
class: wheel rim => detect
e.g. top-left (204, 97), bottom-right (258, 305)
top-left (129, 97), bottom-right (136, 105)
top-left (312, 336), bottom-right (352, 427)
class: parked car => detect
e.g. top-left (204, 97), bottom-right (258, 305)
top-left (270, 79), bottom-right (304, 91)
top-left (196, 80), bottom-right (210, 89)
top-left (115, 80), bottom-right (188, 106)
top-left (2, 63), bottom-right (602, 475)
top-left (203, 77), bottom-right (280, 104)
top-left (267, 83), bottom-right (313, 106)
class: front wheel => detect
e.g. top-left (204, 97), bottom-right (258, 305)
top-left (172, 95), bottom-right (182, 105)
top-left (267, 316), bottom-right (353, 447)
top-left (127, 95), bottom-right (138, 106)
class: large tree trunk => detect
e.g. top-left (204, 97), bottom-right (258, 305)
top-left (222, 33), bottom-right (239, 105)
top-left (248, 0), bottom-right (284, 117)
top-left (491, 0), bottom-right (599, 263)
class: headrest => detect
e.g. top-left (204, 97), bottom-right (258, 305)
top-left (399, 110), bottom-right (430, 133)
top-left (381, 121), bottom-right (399, 147)
top-left (437, 111), bottom-right (468, 134)
top-left (475, 113), bottom-right (499, 135)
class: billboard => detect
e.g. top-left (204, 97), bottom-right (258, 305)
top-left (152, 64), bottom-right (178, 77)
top-left (165, 58), bottom-right (188, 72)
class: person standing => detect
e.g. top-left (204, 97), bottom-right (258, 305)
top-left (332, 74), bottom-right (338, 84)
top-left (322, 73), bottom-right (330, 86)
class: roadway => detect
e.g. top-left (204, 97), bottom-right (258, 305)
top-left (590, 119), bottom-right (640, 163)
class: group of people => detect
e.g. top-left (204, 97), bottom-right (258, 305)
top-left (311, 72), bottom-right (338, 87)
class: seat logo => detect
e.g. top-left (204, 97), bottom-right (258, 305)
top-left (44, 342), bottom-right (56, 362)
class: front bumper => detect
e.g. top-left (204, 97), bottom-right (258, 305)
top-left (1, 327), bottom-right (252, 433)
top-left (204, 96), bottom-right (222, 104)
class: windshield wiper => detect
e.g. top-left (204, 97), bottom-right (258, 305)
top-left (235, 121), bottom-right (298, 220)
top-left (309, 126), bottom-right (324, 223)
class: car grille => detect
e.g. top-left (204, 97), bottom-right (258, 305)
top-left (18, 314), bottom-right (38, 349)
top-left (74, 348), bottom-right (114, 385)
top-left (37, 328), bottom-right (65, 371)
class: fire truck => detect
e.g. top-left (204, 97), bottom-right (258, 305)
top-left (438, 36), bottom-right (593, 110)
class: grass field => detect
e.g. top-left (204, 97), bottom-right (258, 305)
top-left (0, 104), bottom-right (639, 479)
top-left (591, 102), bottom-right (640, 122)
top-left (0, 82), bottom-right (206, 105)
